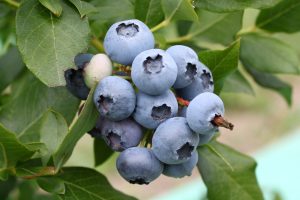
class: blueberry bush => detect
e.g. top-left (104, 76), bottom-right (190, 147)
top-left (0, 0), bottom-right (299, 199)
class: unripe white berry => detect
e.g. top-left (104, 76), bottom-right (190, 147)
top-left (83, 54), bottom-right (112, 88)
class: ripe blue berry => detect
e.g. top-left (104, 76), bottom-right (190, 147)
top-left (186, 92), bottom-right (233, 134)
top-left (64, 68), bottom-right (90, 100)
top-left (104, 19), bottom-right (155, 65)
top-left (176, 64), bottom-right (214, 101)
top-left (116, 147), bottom-right (163, 184)
top-left (74, 53), bottom-right (93, 69)
top-left (131, 49), bottom-right (178, 95)
top-left (133, 90), bottom-right (178, 129)
top-left (166, 45), bottom-right (200, 89)
top-left (152, 117), bottom-right (199, 164)
top-left (94, 76), bottom-right (136, 121)
top-left (100, 118), bottom-right (143, 151)
top-left (163, 151), bottom-right (198, 178)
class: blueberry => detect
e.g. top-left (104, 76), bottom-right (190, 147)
top-left (116, 147), bottom-right (163, 184)
top-left (166, 45), bottom-right (200, 89)
top-left (64, 68), bottom-right (90, 100)
top-left (176, 64), bottom-right (214, 101)
top-left (186, 92), bottom-right (233, 134)
top-left (104, 19), bottom-right (155, 65)
top-left (94, 76), bottom-right (136, 121)
top-left (198, 131), bottom-right (215, 146)
top-left (83, 54), bottom-right (112, 88)
top-left (163, 151), bottom-right (198, 178)
top-left (133, 90), bottom-right (178, 129)
top-left (74, 53), bottom-right (93, 69)
top-left (131, 49), bottom-right (178, 95)
top-left (152, 117), bottom-right (199, 164)
top-left (99, 117), bottom-right (143, 151)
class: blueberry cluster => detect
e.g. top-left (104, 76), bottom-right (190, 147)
top-left (66, 19), bottom-right (233, 185)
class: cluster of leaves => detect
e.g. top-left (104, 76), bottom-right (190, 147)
top-left (0, 0), bottom-right (299, 199)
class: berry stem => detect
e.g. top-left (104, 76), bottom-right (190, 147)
top-left (212, 115), bottom-right (234, 130)
top-left (176, 97), bottom-right (190, 106)
top-left (143, 129), bottom-right (153, 148)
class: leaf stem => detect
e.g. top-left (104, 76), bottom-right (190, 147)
top-left (21, 166), bottom-right (56, 179)
top-left (236, 26), bottom-right (257, 37)
top-left (151, 19), bottom-right (170, 32)
top-left (91, 37), bottom-right (104, 52)
top-left (3, 0), bottom-right (20, 8)
top-left (167, 34), bottom-right (193, 44)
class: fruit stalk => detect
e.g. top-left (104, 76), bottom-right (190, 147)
top-left (212, 115), bottom-right (234, 130)
top-left (176, 97), bottom-right (190, 106)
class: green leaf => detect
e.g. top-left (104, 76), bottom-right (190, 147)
top-left (37, 177), bottom-right (65, 194)
top-left (0, 46), bottom-right (24, 92)
top-left (57, 167), bottom-right (137, 200)
top-left (161, 0), bottom-right (198, 22)
top-left (0, 3), bottom-right (16, 56)
top-left (222, 70), bottom-right (254, 95)
top-left (241, 33), bottom-right (299, 74)
top-left (257, 0), bottom-right (300, 33)
top-left (13, 179), bottom-right (60, 200)
top-left (53, 87), bottom-right (98, 170)
top-left (0, 72), bottom-right (80, 134)
top-left (68, 0), bottom-right (97, 18)
top-left (193, 0), bottom-right (281, 12)
top-left (16, 180), bottom-right (37, 200)
top-left (18, 110), bottom-right (69, 165)
top-left (176, 20), bottom-right (193, 36)
top-left (0, 176), bottom-right (16, 199)
top-left (274, 32), bottom-right (300, 58)
top-left (94, 138), bottom-right (113, 167)
top-left (188, 10), bottom-right (243, 45)
top-left (39, 0), bottom-right (63, 17)
top-left (244, 64), bottom-right (292, 105)
top-left (154, 32), bottom-right (168, 49)
top-left (197, 141), bottom-right (264, 200)
top-left (89, 0), bottom-right (134, 22)
top-left (198, 41), bottom-right (240, 93)
top-left (16, 0), bottom-right (90, 87)
top-left (135, 0), bottom-right (164, 27)
top-left (0, 124), bottom-right (35, 172)
top-left (0, 94), bottom-right (11, 109)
